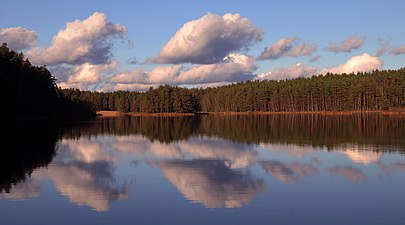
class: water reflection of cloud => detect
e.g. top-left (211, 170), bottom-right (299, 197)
top-left (0, 178), bottom-right (40, 200)
top-left (378, 161), bottom-right (405, 177)
top-left (259, 161), bottom-right (318, 183)
top-left (327, 166), bottom-right (367, 183)
top-left (57, 139), bottom-right (118, 164)
top-left (344, 149), bottom-right (381, 165)
top-left (57, 136), bottom-right (256, 168)
top-left (153, 160), bottom-right (265, 208)
top-left (392, 162), bottom-right (405, 171)
top-left (259, 144), bottom-right (316, 157)
top-left (40, 161), bottom-right (129, 212)
top-left (177, 139), bottom-right (256, 168)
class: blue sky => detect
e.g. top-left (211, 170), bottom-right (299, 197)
top-left (1, 0), bottom-right (405, 91)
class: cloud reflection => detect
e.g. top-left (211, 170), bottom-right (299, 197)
top-left (153, 160), bottom-right (265, 208)
top-left (344, 149), bottom-right (381, 165)
top-left (260, 161), bottom-right (318, 183)
top-left (327, 166), bottom-right (367, 183)
top-left (41, 161), bottom-right (129, 212)
top-left (0, 178), bottom-right (40, 200)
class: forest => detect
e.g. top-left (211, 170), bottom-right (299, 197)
top-left (2, 42), bottom-right (405, 116)
top-left (60, 68), bottom-right (405, 113)
top-left (0, 43), bottom-right (94, 118)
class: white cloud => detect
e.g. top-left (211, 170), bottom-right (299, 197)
top-left (258, 63), bottom-right (317, 80)
top-left (111, 65), bottom-right (182, 84)
top-left (390, 44), bottom-right (405, 55)
top-left (147, 13), bottom-right (263, 64)
top-left (110, 54), bottom-right (256, 90)
top-left (111, 68), bottom-right (148, 84)
top-left (321, 53), bottom-right (382, 74)
top-left (0, 27), bottom-right (37, 51)
top-left (27, 12), bottom-right (127, 65)
top-left (327, 35), bottom-right (366, 53)
top-left (258, 36), bottom-right (317, 60)
top-left (56, 61), bottom-right (119, 89)
top-left (177, 54), bottom-right (256, 84)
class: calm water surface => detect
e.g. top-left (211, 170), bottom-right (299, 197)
top-left (1, 115), bottom-right (405, 225)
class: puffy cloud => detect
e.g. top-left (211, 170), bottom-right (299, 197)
top-left (327, 166), bottom-right (367, 183)
top-left (258, 63), bottom-right (317, 80)
top-left (111, 68), bottom-right (148, 84)
top-left (153, 160), bottom-right (265, 208)
top-left (56, 61), bottom-right (119, 89)
top-left (321, 53), bottom-right (383, 74)
top-left (390, 44), bottom-right (405, 55)
top-left (258, 36), bottom-right (317, 60)
top-left (111, 65), bottom-right (183, 84)
top-left (147, 13), bottom-right (263, 64)
top-left (177, 54), bottom-right (256, 84)
top-left (0, 27), bottom-right (38, 51)
top-left (27, 12), bottom-right (127, 65)
top-left (110, 54), bottom-right (256, 90)
top-left (327, 35), bottom-right (366, 53)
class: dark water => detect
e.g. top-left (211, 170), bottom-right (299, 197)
top-left (1, 114), bottom-right (405, 225)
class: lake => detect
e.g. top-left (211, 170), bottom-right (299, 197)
top-left (1, 114), bottom-right (405, 225)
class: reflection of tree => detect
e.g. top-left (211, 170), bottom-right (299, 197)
top-left (198, 115), bottom-right (405, 151)
top-left (61, 114), bottom-right (405, 153)
top-left (0, 121), bottom-right (58, 193)
top-left (43, 161), bottom-right (129, 212)
top-left (327, 166), bottom-right (367, 183)
top-left (153, 160), bottom-right (265, 208)
top-left (260, 161), bottom-right (318, 183)
top-left (62, 116), bottom-right (200, 143)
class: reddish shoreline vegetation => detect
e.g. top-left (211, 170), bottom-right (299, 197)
top-left (2, 43), bottom-right (405, 119)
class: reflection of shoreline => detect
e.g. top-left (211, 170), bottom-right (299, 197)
top-left (2, 115), bottom-right (405, 212)
top-left (60, 115), bottom-right (405, 153)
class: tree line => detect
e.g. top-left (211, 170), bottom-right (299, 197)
top-left (2, 42), bottom-right (405, 116)
top-left (0, 43), bottom-right (94, 118)
top-left (60, 68), bottom-right (405, 113)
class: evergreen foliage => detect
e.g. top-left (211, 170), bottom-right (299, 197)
top-left (60, 68), bottom-right (405, 113)
top-left (0, 43), bottom-right (95, 118)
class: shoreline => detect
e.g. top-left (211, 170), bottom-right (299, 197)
top-left (96, 110), bottom-right (405, 117)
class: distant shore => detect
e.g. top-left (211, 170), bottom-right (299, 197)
top-left (96, 110), bottom-right (405, 117)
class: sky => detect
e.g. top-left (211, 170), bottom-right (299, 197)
top-left (1, 0), bottom-right (405, 91)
